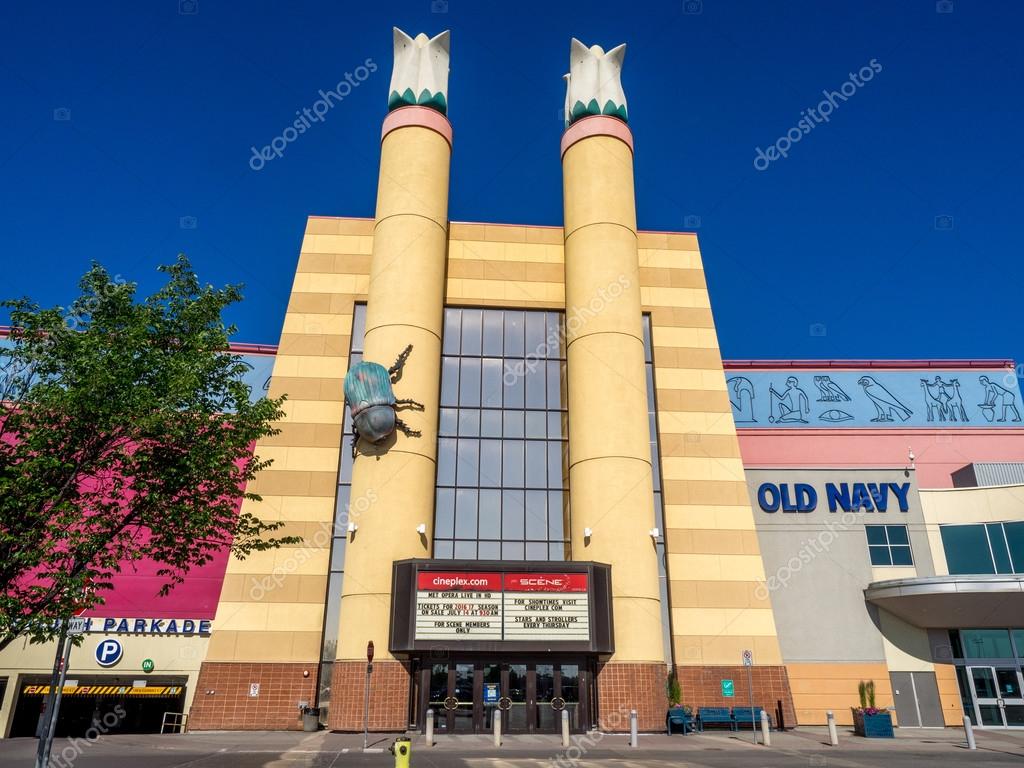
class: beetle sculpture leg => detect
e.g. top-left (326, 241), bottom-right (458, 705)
top-left (395, 418), bottom-right (422, 438)
top-left (394, 398), bottom-right (425, 410)
top-left (388, 344), bottom-right (413, 380)
top-left (350, 426), bottom-right (361, 459)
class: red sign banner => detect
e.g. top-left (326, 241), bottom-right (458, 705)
top-left (503, 573), bottom-right (588, 592)
top-left (416, 572), bottom-right (502, 591)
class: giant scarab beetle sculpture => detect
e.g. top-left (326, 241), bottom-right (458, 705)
top-left (344, 344), bottom-right (424, 457)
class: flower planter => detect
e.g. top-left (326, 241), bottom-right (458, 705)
top-left (853, 710), bottom-right (894, 738)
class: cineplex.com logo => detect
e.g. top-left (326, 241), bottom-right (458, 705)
top-left (249, 58), bottom-right (377, 171)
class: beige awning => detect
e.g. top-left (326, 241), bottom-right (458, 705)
top-left (864, 574), bottom-right (1024, 628)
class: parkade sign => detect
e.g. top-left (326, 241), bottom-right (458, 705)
top-left (756, 481), bottom-right (911, 513)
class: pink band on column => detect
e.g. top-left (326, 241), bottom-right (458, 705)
top-left (560, 115), bottom-right (634, 158)
top-left (381, 106), bottom-right (453, 148)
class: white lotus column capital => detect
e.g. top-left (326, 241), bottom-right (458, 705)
top-left (388, 28), bottom-right (450, 115)
top-left (563, 38), bottom-right (628, 128)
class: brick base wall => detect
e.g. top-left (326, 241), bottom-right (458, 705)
top-left (188, 661), bottom-right (318, 731)
top-left (328, 659), bottom-right (411, 732)
top-left (675, 665), bottom-right (796, 730)
top-left (595, 662), bottom-right (667, 732)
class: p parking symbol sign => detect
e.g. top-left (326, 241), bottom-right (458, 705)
top-left (95, 638), bottom-right (123, 667)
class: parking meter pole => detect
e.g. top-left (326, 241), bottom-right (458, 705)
top-left (826, 710), bottom-right (839, 746)
top-left (561, 708), bottom-right (570, 748)
top-left (425, 708), bottom-right (434, 746)
top-left (39, 627), bottom-right (73, 768)
top-left (363, 662), bottom-right (372, 750)
top-left (746, 663), bottom-right (756, 744)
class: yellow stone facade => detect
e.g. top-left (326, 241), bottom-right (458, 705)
top-left (208, 215), bottom-right (783, 675)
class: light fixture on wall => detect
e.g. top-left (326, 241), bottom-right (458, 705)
top-left (415, 523), bottom-right (426, 535)
top-left (347, 521), bottom-right (358, 536)
top-left (583, 527), bottom-right (593, 538)
top-left (649, 527), bottom-right (660, 539)
top-left (907, 446), bottom-right (916, 471)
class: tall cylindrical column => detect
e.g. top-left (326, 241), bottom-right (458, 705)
top-left (331, 105), bottom-right (451, 729)
top-left (562, 115), bottom-right (665, 727)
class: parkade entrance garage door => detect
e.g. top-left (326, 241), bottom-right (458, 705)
top-left (10, 676), bottom-right (186, 737)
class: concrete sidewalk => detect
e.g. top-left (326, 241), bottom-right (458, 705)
top-left (0, 726), bottom-right (1021, 768)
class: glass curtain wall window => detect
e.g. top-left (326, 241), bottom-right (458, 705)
top-left (941, 521), bottom-right (1024, 575)
top-left (434, 308), bottom-right (569, 561)
top-left (865, 524), bottom-right (913, 566)
top-left (643, 315), bottom-right (673, 667)
top-left (317, 303), bottom-right (368, 721)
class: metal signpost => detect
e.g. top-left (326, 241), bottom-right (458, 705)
top-left (36, 616), bottom-right (87, 768)
top-left (363, 641), bottom-right (374, 750)
top-left (742, 649), bottom-right (756, 743)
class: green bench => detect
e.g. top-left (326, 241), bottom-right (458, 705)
top-left (732, 706), bottom-right (772, 730)
top-left (697, 707), bottom-right (735, 731)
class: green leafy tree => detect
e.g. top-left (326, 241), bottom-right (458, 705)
top-left (0, 255), bottom-right (297, 651)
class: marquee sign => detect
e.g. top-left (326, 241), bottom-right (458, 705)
top-left (413, 571), bottom-right (590, 642)
top-left (391, 560), bottom-right (613, 654)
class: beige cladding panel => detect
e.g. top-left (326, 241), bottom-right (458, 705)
top-left (562, 136), bottom-right (637, 236)
top-left (338, 121), bottom-right (451, 666)
top-left (566, 333), bottom-right (651, 466)
top-left (569, 458), bottom-right (659, 602)
top-left (374, 125), bottom-right (451, 227)
top-left (562, 125), bottom-right (664, 666)
top-left (364, 215), bottom-right (447, 339)
top-left (562, 225), bottom-right (642, 340)
top-left (610, 596), bottom-right (668, 664)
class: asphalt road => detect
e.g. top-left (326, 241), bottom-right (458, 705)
top-left (1, 730), bottom-right (1022, 768)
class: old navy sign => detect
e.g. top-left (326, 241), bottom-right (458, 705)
top-left (757, 482), bottom-right (910, 513)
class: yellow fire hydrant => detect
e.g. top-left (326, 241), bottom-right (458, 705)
top-left (389, 736), bottom-right (411, 768)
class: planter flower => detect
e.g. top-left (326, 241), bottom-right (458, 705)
top-left (852, 681), bottom-right (894, 738)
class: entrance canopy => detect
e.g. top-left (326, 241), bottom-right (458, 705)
top-left (864, 574), bottom-right (1024, 628)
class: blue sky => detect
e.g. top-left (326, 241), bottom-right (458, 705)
top-left (2, 1), bottom-right (1021, 365)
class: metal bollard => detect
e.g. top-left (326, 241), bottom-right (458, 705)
top-left (826, 710), bottom-right (838, 746)
top-left (561, 708), bottom-right (570, 748)
top-left (425, 709), bottom-right (434, 747)
top-left (760, 710), bottom-right (771, 746)
top-left (963, 713), bottom-right (976, 750)
top-left (629, 709), bottom-right (638, 748)
top-left (493, 709), bottom-right (501, 747)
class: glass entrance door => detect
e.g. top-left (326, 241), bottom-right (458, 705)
top-left (967, 666), bottom-right (1024, 727)
top-left (421, 658), bottom-right (591, 734)
top-left (499, 662), bottom-right (585, 733)
top-left (426, 662), bottom-right (476, 732)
